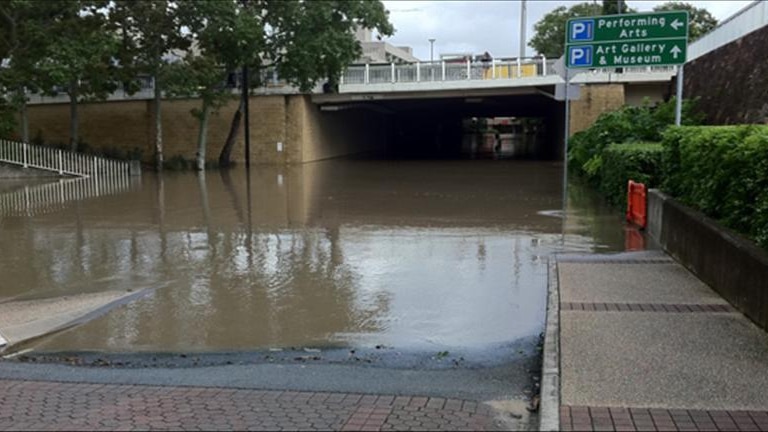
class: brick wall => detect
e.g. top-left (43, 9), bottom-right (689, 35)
top-left (684, 25), bottom-right (768, 124)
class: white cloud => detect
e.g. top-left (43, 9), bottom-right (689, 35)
top-left (381, 0), bottom-right (754, 60)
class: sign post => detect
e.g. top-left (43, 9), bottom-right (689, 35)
top-left (560, 11), bottom-right (690, 238)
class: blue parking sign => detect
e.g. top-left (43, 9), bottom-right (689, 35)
top-left (568, 46), bottom-right (593, 67)
top-left (569, 19), bottom-right (594, 42)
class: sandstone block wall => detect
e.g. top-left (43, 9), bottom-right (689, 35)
top-left (25, 96), bottom-right (289, 165)
top-left (569, 84), bottom-right (626, 135)
top-left (24, 94), bottom-right (387, 166)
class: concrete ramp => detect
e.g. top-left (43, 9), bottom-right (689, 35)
top-left (0, 290), bottom-right (149, 350)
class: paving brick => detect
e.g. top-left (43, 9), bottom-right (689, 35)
top-left (0, 379), bottom-right (503, 431)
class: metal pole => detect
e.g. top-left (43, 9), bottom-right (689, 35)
top-left (675, 65), bottom-right (684, 126)
top-left (243, 66), bottom-right (251, 167)
top-left (429, 38), bottom-right (435, 62)
top-left (520, 0), bottom-right (527, 58)
top-left (562, 72), bottom-right (571, 240)
top-left (466, 58), bottom-right (471, 80)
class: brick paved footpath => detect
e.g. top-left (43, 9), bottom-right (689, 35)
top-left (0, 379), bottom-right (499, 431)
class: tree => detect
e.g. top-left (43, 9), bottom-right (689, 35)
top-left (529, 3), bottom-right (601, 58)
top-left (108, 0), bottom-right (191, 171)
top-left (602, 0), bottom-right (631, 15)
top-left (217, 0), bottom-right (394, 167)
top-left (38, 1), bottom-right (120, 151)
top-left (0, 0), bottom-right (56, 142)
top-left (530, 2), bottom-right (642, 58)
top-left (653, 2), bottom-right (717, 41)
top-left (166, 1), bottom-right (236, 170)
top-left (271, 1), bottom-right (395, 93)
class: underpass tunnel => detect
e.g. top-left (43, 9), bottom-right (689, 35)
top-left (318, 88), bottom-right (566, 161)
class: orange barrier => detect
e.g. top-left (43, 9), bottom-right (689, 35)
top-left (626, 180), bottom-right (647, 228)
top-left (624, 226), bottom-right (646, 251)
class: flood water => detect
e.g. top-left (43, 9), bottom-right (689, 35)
top-left (0, 160), bottom-right (632, 359)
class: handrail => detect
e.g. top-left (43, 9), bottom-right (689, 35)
top-left (0, 139), bottom-right (133, 179)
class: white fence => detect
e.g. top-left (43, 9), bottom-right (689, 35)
top-left (0, 176), bottom-right (138, 217)
top-left (688, 0), bottom-right (768, 62)
top-left (0, 139), bottom-right (132, 178)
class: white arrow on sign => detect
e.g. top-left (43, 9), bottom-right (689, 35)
top-left (670, 45), bottom-right (682, 59)
top-left (671, 19), bottom-right (684, 31)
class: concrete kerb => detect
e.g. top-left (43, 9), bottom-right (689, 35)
top-left (538, 258), bottom-right (560, 431)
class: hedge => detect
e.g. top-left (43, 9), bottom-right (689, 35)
top-left (569, 98), bottom-right (702, 185)
top-left (599, 142), bottom-right (663, 206)
top-left (662, 125), bottom-right (768, 247)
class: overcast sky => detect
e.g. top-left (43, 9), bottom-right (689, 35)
top-left (379, 0), bottom-right (754, 60)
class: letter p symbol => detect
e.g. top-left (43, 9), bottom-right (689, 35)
top-left (569, 19), bottom-right (594, 42)
top-left (568, 46), bottom-right (593, 67)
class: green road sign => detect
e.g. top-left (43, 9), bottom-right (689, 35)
top-left (566, 38), bottom-right (687, 68)
top-left (565, 11), bottom-right (689, 69)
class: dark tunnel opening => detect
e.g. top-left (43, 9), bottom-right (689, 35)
top-left (321, 90), bottom-right (566, 161)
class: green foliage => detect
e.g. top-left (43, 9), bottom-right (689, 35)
top-left (273, 0), bottom-right (394, 92)
top-left (0, 97), bottom-right (15, 138)
top-left (600, 143), bottom-right (663, 206)
top-left (653, 2), bottom-right (718, 41)
top-left (569, 98), bottom-right (703, 185)
top-left (602, 0), bottom-right (633, 15)
top-left (38, 1), bottom-right (120, 102)
top-left (661, 126), bottom-right (768, 247)
top-left (529, 3), bottom-right (602, 58)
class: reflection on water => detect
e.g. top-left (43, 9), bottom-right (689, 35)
top-left (0, 160), bottom-right (630, 354)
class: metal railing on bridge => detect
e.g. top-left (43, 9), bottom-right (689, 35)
top-left (0, 139), bottom-right (134, 178)
top-left (341, 57), bottom-right (553, 85)
top-left (338, 57), bottom-right (677, 87)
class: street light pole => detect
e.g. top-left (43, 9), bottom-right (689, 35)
top-left (519, 0), bottom-right (527, 58)
top-left (429, 38), bottom-right (436, 62)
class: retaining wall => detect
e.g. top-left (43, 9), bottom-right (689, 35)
top-left (20, 95), bottom-right (388, 166)
top-left (648, 189), bottom-right (768, 330)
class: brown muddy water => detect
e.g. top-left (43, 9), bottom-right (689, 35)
top-left (0, 160), bottom-right (633, 359)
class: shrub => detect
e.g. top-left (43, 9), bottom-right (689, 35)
top-left (569, 98), bottom-right (703, 185)
top-left (163, 154), bottom-right (193, 171)
top-left (0, 99), bottom-right (16, 139)
top-left (599, 142), bottom-right (663, 206)
top-left (662, 125), bottom-right (768, 247)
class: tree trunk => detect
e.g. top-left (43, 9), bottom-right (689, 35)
top-left (195, 100), bottom-right (211, 171)
top-left (18, 88), bottom-right (29, 143)
top-left (219, 97), bottom-right (244, 167)
top-left (69, 85), bottom-right (79, 152)
top-left (153, 75), bottom-right (164, 172)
